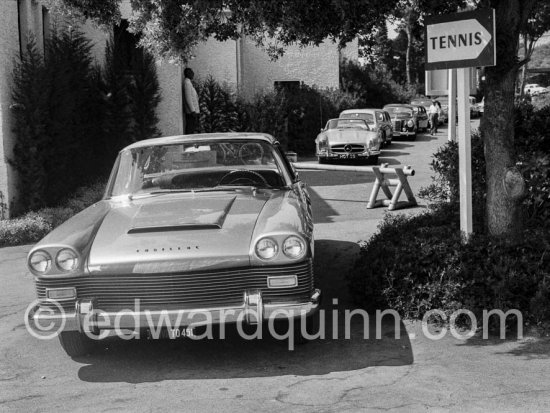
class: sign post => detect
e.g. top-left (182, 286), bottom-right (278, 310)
top-left (425, 9), bottom-right (495, 240)
top-left (448, 69), bottom-right (457, 142)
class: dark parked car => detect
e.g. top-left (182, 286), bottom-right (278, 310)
top-left (383, 104), bottom-right (419, 140)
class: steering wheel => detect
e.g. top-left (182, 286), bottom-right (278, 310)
top-left (238, 143), bottom-right (265, 164)
top-left (218, 170), bottom-right (269, 187)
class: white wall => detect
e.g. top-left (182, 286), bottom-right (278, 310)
top-left (0, 0), bottom-right (21, 215)
top-left (240, 37), bottom-right (341, 99)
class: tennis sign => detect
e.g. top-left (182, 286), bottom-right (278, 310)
top-left (425, 9), bottom-right (495, 70)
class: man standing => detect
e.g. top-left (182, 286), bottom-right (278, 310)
top-left (428, 99), bottom-right (440, 135)
top-left (183, 68), bottom-right (200, 134)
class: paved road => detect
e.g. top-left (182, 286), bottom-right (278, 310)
top-left (3, 122), bottom-right (550, 412)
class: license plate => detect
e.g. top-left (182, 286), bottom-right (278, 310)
top-left (168, 327), bottom-right (195, 339)
top-left (338, 153), bottom-right (356, 159)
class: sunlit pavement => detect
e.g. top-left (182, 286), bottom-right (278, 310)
top-left (3, 119), bottom-right (550, 412)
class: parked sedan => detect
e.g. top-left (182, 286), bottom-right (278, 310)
top-left (411, 98), bottom-right (445, 125)
top-left (27, 133), bottom-right (321, 356)
top-left (316, 118), bottom-right (382, 164)
top-left (339, 108), bottom-right (393, 146)
top-left (383, 104), bottom-right (419, 140)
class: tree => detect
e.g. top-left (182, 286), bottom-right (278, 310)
top-left (45, 0), bottom-right (546, 241)
top-left (518, 2), bottom-right (550, 97)
top-left (479, 0), bottom-right (538, 240)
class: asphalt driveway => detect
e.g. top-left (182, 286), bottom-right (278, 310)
top-left (2, 123), bottom-right (550, 412)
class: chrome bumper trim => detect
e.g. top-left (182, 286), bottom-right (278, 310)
top-left (29, 289), bottom-right (322, 333)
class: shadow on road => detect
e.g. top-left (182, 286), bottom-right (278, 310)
top-left (75, 239), bottom-right (413, 383)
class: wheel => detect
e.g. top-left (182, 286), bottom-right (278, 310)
top-left (318, 157), bottom-right (328, 164)
top-left (218, 169), bottom-right (269, 186)
top-left (381, 132), bottom-right (386, 147)
top-left (58, 331), bottom-right (96, 357)
top-left (409, 134), bottom-right (417, 141)
top-left (293, 311), bottom-right (320, 345)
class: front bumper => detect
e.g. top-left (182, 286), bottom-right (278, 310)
top-left (317, 149), bottom-right (381, 160)
top-left (393, 130), bottom-right (416, 137)
top-left (28, 289), bottom-right (322, 333)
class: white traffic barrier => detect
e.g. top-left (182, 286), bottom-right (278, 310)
top-left (293, 162), bottom-right (417, 211)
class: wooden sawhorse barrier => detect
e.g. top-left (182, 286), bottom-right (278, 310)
top-left (366, 163), bottom-right (416, 210)
top-left (293, 162), bottom-right (417, 211)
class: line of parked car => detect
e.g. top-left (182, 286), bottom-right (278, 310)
top-left (315, 103), bottom-right (431, 165)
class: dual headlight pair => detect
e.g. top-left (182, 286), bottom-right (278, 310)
top-left (255, 236), bottom-right (306, 261)
top-left (29, 249), bottom-right (79, 275)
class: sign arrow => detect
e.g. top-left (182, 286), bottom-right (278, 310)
top-left (427, 19), bottom-right (492, 63)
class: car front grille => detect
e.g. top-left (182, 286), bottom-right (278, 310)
top-left (392, 120), bottom-right (402, 130)
top-left (330, 144), bottom-right (365, 153)
top-left (35, 260), bottom-right (314, 312)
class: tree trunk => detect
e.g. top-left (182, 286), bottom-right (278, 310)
top-left (481, 0), bottom-right (536, 241)
top-left (405, 23), bottom-right (412, 86)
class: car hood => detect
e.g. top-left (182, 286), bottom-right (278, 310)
top-left (322, 129), bottom-right (377, 144)
top-left (88, 192), bottom-right (268, 273)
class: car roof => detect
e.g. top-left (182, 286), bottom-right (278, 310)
top-left (123, 132), bottom-right (277, 151)
top-left (384, 104), bottom-right (414, 108)
top-left (340, 108), bottom-right (380, 114)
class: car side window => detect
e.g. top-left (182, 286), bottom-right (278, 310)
top-left (376, 112), bottom-right (384, 122)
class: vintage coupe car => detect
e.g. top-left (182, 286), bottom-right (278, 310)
top-left (315, 118), bottom-right (382, 164)
top-left (339, 108), bottom-right (393, 146)
top-left (383, 104), bottom-right (421, 140)
top-left (27, 133), bottom-right (321, 356)
top-left (410, 98), bottom-right (445, 126)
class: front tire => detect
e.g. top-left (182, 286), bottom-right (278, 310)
top-left (318, 157), bottom-right (328, 164)
top-left (58, 331), bottom-right (96, 357)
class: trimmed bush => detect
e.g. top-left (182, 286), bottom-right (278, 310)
top-left (349, 204), bottom-right (550, 325)
top-left (0, 181), bottom-right (106, 248)
top-left (0, 213), bottom-right (51, 248)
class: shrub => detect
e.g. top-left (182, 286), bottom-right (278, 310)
top-left (197, 76), bottom-right (240, 133)
top-left (10, 28), bottom-right (161, 215)
top-left (418, 131), bottom-right (486, 227)
top-left (0, 181), bottom-right (106, 247)
top-left (340, 60), bottom-right (416, 107)
top-left (0, 213), bottom-right (51, 248)
top-left (349, 204), bottom-right (550, 325)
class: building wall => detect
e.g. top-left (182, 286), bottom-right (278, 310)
top-left (188, 38), bottom-right (239, 87)
top-left (0, 0), bottom-right (21, 216)
top-left (240, 38), bottom-right (341, 99)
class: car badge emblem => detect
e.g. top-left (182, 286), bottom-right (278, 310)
top-left (344, 144), bottom-right (352, 152)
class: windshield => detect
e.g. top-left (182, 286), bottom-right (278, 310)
top-left (339, 112), bottom-right (374, 124)
top-left (326, 118), bottom-right (370, 130)
top-left (384, 106), bottom-right (413, 116)
top-left (107, 139), bottom-right (289, 197)
top-left (411, 100), bottom-right (431, 108)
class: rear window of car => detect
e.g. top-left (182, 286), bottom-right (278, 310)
top-left (339, 112), bottom-right (374, 124)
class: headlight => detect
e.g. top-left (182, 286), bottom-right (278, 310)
top-left (29, 250), bottom-right (52, 274)
top-left (56, 249), bottom-right (79, 272)
top-left (283, 236), bottom-right (306, 259)
top-left (318, 137), bottom-right (328, 150)
top-left (407, 120), bottom-right (414, 127)
top-left (255, 238), bottom-right (278, 260)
